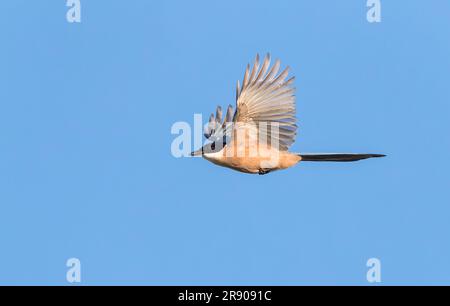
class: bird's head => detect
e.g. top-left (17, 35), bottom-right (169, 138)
top-left (190, 141), bottom-right (223, 157)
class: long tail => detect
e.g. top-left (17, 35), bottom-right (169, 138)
top-left (299, 153), bottom-right (386, 162)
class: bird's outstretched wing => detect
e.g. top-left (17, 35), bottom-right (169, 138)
top-left (233, 54), bottom-right (297, 151)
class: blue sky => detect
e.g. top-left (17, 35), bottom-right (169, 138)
top-left (1, 1), bottom-right (449, 285)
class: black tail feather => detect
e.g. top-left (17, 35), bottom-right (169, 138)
top-left (299, 153), bottom-right (386, 162)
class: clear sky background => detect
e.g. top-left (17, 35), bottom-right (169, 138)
top-left (1, 1), bottom-right (449, 285)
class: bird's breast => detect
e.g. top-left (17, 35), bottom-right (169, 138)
top-left (203, 145), bottom-right (300, 174)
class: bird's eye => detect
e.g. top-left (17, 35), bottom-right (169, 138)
top-left (211, 143), bottom-right (215, 151)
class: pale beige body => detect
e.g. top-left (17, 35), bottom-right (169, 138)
top-left (204, 142), bottom-right (302, 174)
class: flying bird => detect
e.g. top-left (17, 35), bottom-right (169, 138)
top-left (191, 54), bottom-right (385, 175)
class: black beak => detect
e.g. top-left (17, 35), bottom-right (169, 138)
top-left (191, 148), bottom-right (203, 157)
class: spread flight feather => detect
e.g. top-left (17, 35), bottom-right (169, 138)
top-left (204, 53), bottom-right (297, 151)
